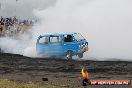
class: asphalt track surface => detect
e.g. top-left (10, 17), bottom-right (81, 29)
top-left (0, 53), bottom-right (132, 88)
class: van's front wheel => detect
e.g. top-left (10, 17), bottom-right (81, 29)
top-left (66, 51), bottom-right (72, 60)
top-left (78, 52), bottom-right (83, 58)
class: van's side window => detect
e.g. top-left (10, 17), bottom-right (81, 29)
top-left (50, 36), bottom-right (61, 43)
top-left (64, 35), bottom-right (73, 42)
top-left (39, 37), bottom-right (48, 43)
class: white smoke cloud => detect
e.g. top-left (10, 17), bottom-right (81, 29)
top-left (32, 0), bottom-right (132, 60)
top-left (0, 0), bottom-right (132, 60)
top-left (0, 32), bottom-right (37, 57)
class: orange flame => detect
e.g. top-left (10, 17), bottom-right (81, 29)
top-left (81, 67), bottom-right (89, 78)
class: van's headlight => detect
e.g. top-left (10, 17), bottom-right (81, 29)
top-left (85, 42), bottom-right (88, 46)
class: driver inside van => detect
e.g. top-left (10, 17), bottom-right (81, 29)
top-left (64, 35), bottom-right (72, 42)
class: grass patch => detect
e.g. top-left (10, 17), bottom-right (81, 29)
top-left (0, 79), bottom-right (129, 88)
top-left (0, 79), bottom-right (59, 88)
top-left (0, 79), bottom-right (83, 88)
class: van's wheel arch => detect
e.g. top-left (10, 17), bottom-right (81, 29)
top-left (66, 50), bottom-right (73, 60)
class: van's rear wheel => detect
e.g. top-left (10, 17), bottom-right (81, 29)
top-left (66, 51), bottom-right (72, 60)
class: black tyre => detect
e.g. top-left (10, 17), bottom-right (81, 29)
top-left (66, 51), bottom-right (72, 60)
top-left (78, 53), bottom-right (83, 58)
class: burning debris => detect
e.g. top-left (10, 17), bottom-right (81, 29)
top-left (81, 67), bottom-right (91, 86)
top-left (80, 67), bottom-right (131, 86)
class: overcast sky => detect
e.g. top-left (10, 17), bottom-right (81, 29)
top-left (0, 0), bottom-right (56, 19)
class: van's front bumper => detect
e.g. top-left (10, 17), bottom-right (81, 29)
top-left (78, 45), bottom-right (88, 53)
top-left (83, 46), bottom-right (88, 52)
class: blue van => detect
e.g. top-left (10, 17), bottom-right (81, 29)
top-left (36, 32), bottom-right (88, 59)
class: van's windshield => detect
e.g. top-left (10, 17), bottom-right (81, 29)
top-left (74, 33), bottom-right (85, 41)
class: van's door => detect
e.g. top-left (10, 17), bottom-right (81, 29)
top-left (49, 35), bottom-right (63, 56)
top-left (63, 35), bottom-right (78, 55)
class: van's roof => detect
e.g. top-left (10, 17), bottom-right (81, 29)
top-left (40, 32), bottom-right (78, 37)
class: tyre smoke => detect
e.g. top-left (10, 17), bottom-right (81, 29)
top-left (32, 0), bottom-right (132, 60)
top-left (0, 0), bottom-right (132, 61)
